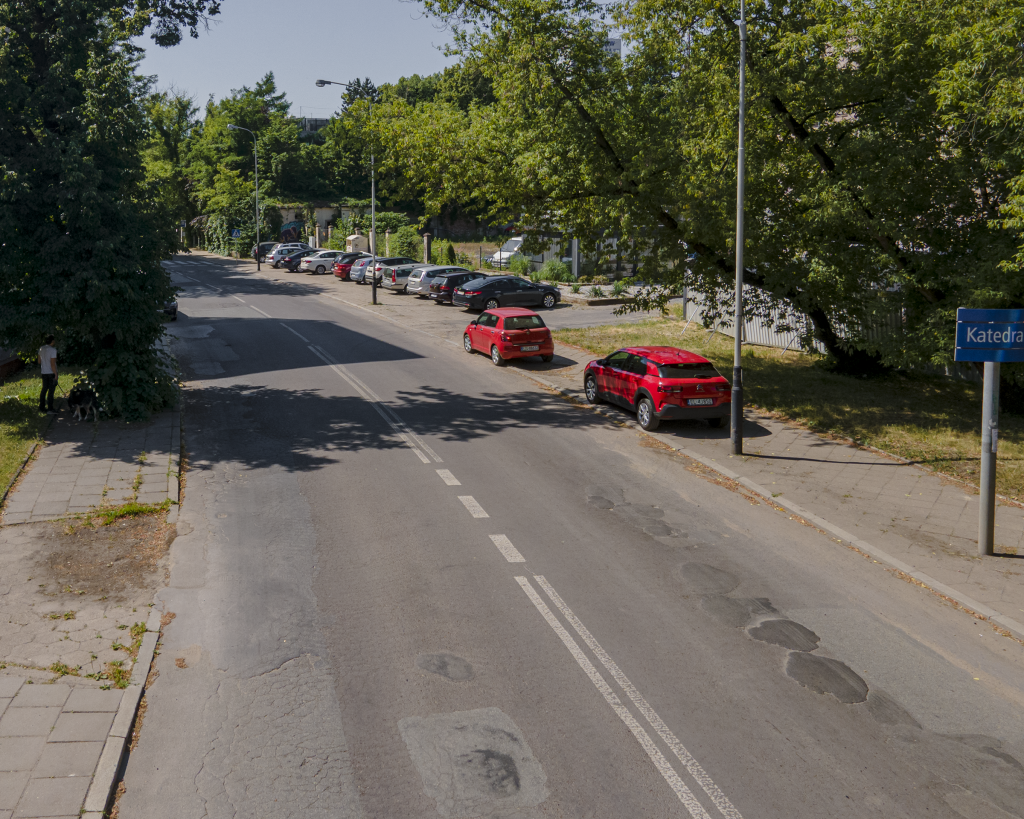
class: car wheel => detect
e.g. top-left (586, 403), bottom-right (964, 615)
top-left (708, 416), bottom-right (727, 429)
top-left (402, 285), bottom-right (408, 293)
top-left (541, 354), bottom-right (553, 363)
top-left (491, 345), bottom-right (506, 367)
top-left (584, 375), bottom-right (601, 404)
top-left (485, 298), bottom-right (500, 310)
top-left (542, 293), bottom-right (556, 308)
top-left (464, 334), bottom-right (473, 354)
top-left (315, 265), bottom-right (325, 275)
top-left (271, 262), bottom-right (279, 269)
top-left (170, 312), bottom-right (177, 322)
top-left (637, 397), bottom-right (660, 431)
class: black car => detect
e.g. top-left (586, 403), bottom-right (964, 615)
top-left (428, 270), bottom-right (482, 304)
top-left (282, 249), bottom-right (317, 271)
top-left (452, 276), bottom-right (561, 310)
top-left (251, 241), bottom-right (278, 262)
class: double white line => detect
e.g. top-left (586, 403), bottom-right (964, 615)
top-left (517, 575), bottom-right (743, 819)
top-left (306, 344), bottom-right (442, 464)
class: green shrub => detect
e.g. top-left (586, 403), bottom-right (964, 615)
top-left (444, 242), bottom-right (457, 265)
top-left (611, 279), bottom-right (629, 296)
top-left (509, 254), bottom-right (532, 275)
top-left (588, 285), bottom-right (605, 298)
top-left (570, 282), bottom-right (582, 294)
top-left (540, 258), bottom-right (571, 282)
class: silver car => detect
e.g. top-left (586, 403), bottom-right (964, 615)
top-left (350, 257), bottom-right (374, 283)
top-left (407, 265), bottom-right (472, 298)
top-left (269, 243), bottom-right (311, 268)
top-left (299, 250), bottom-right (341, 275)
top-left (379, 263), bottom-right (420, 292)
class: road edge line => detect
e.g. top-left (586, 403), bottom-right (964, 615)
top-left (516, 369), bottom-right (1024, 643)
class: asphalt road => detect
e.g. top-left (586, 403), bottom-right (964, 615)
top-left (119, 255), bottom-right (1024, 819)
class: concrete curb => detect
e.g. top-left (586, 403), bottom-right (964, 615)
top-left (560, 294), bottom-right (635, 306)
top-left (166, 408), bottom-right (182, 526)
top-left (519, 369), bottom-right (1024, 643)
top-left (1, 441), bottom-right (40, 509)
top-left (82, 608), bottom-right (163, 817)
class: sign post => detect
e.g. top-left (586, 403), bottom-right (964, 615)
top-left (954, 308), bottom-right (1024, 556)
top-left (230, 228), bottom-right (241, 259)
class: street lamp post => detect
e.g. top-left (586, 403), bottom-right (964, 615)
top-left (731, 0), bottom-right (747, 456)
top-left (316, 79), bottom-right (377, 305)
top-left (227, 124), bottom-right (260, 271)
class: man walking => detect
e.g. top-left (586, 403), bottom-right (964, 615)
top-left (38, 335), bottom-right (58, 415)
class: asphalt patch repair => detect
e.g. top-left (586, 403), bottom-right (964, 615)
top-left (38, 511), bottom-right (174, 600)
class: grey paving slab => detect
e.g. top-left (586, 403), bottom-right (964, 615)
top-left (0, 772), bottom-right (29, 811)
top-left (0, 739), bottom-right (45, 772)
top-left (12, 777), bottom-right (89, 818)
top-left (32, 742), bottom-right (103, 778)
top-left (47, 714), bottom-right (113, 744)
top-left (7, 688), bottom-right (68, 709)
top-left (63, 690), bottom-right (122, 713)
top-left (0, 709), bottom-right (60, 738)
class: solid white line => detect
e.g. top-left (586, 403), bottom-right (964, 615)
top-left (489, 535), bottom-right (526, 563)
top-left (436, 469), bottom-right (461, 486)
top-left (534, 576), bottom-right (743, 819)
top-left (249, 305), bottom-right (272, 318)
top-left (514, 577), bottom-right (711, 819)
top-left (280, 323), bottom-right (310, 343)
top-left (458, 496), bottom-right (489, 518)
top-left (232, 295), bottom-right (246, 303)
top-left (410, 447), bottom-right (430, 464)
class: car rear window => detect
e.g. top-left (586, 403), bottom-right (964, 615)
top-left (504, 315), bottom-right (546, 330)
top-left (657, 363), bottom-right (720, 378)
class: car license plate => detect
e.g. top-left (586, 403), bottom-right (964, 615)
top-left (687, 398), bottom-right (714, 406)
top-left (521, 345), bottom-right (539, 352)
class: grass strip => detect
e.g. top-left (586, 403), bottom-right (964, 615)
top-left (0, 368), bottom-right (80, 493)
top-left (97, 499), bottom-right (172, 526)
top-left (553, 311), bottom-right (1024, 502)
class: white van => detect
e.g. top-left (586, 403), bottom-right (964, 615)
top-left (487, 236), bottom-right (524, 267)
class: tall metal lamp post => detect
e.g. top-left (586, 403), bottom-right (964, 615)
top-left (316, 79), bottom-right (377, 305)
top-left (227, 124), bottom-right (260, 271)
top-left (730, 0), bottom-right (747, 456)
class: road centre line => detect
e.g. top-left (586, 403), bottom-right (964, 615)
top-left (249, 305), bottom-right (272, 318)
top-left (489, 534), bottom-right (525, 563)
top-left (514, 576), bottom-right (712, 819)
top-left (232, 295), bottom-right (246, 303)
top-left (534, 576), bottom-right (743, 819)
top-left (458, 496), bottom-right (489, 518)
top-left (307, 345), bottom-right (429, 463)
top-left (280, 323), bottom-right (310, 343)
top-left (436, 469), bottom-right (461, 486)
top-left (327, 358), bottom-right (443, 462)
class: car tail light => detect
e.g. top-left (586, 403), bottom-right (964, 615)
top-left (658, 384), bottom-right (683, 393)
top-left (391, 272), bottom-right (396, 282)
top-left (441, 284), bottom-right (452, 291)
top-left (463, 290), bottom-right (482, 295)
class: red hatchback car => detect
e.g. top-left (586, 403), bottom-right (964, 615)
top-left (463, 308), bottom-right (555, 366)
top-left (584, 347), bottom-right (731, 431)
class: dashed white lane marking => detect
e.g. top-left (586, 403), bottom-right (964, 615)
top-left (514, 577), bottom-right (712, 819)
top-left (534, 576), bottom-right (743, 819)
top-left (280, 323), bottom-right (310, 343)
top-left (232, 295), bottom-right (247, 303)
top-left (489, 535), bottom-right (525, 563)
top-left (436, 469), bottom-right (461, 486)
top-left (249, 305), bottom-right (272, 318)
top-left (310, 345), bottom-right (442, 463)
top-left (308, 345), bottom-right (433, 464)
top-left (458, 496), bottom-right (489, 518)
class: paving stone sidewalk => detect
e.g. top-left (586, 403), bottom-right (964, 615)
top-left (539, 353), bottom-right (1024, 636)
top-left (2, 410), bottom-right (181, 524)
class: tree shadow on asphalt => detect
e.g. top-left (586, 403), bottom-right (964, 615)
top-left (185, 381), bottom-right (606, 474)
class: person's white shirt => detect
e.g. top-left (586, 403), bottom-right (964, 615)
top-left (38, 344), bottom-right (57, 375)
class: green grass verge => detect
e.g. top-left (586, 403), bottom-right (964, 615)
top-left (96, 499), bottom-right (172, 526)
top-left (553, 311), bottom-right (1024, 502)
top-left (0, 368), bottom-right (80, 494)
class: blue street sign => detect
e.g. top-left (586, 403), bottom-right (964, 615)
top-left (230, 228), bottom-right (242, 239)
top-left (955, 308), bottom-right (1024, 363)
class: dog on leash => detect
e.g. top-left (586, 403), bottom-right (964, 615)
top-left (67, 386), bottom-right (98, 422)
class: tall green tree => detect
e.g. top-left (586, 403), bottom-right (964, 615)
top-left (0, 0), bottom-right (220, 418)
top-left (402, 0), bottom-right (1022, 375)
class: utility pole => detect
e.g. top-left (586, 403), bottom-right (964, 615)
top-left (731, 0), bottom-right (747, 456)
top-left (227, 124), bottom-right (260, 271)
top-left (317, 79), bottom-right (377, 304)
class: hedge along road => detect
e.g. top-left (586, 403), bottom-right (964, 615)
top-left (118, 254), bottom-right (1024, 819)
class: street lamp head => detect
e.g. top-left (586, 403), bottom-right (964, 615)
top-left (315, 80), bottom-right (328, 87)
top-left (226, 124), bottom-right (238, 131)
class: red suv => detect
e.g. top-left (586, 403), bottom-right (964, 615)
top-left (584, 347), bottom-right (731, 431)
top-left (463, 308), bottom-right (554, 366)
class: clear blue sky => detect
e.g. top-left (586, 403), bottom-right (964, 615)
top-left (137, 0), bottom-right (457, 117)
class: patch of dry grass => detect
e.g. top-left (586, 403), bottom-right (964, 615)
top-left (554, 313), bottom-right (1024, 502)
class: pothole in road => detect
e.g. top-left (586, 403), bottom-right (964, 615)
top-left (416, 652), bottom-right (475, 682)
top-left (701, 595), bottom-right (777, 627)
top-left (399, 707), bottom-right (548, 817)
top-left (748, 619), bottom-right (820, 652)
top-left (785, 652), bottom-right (868, 703)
